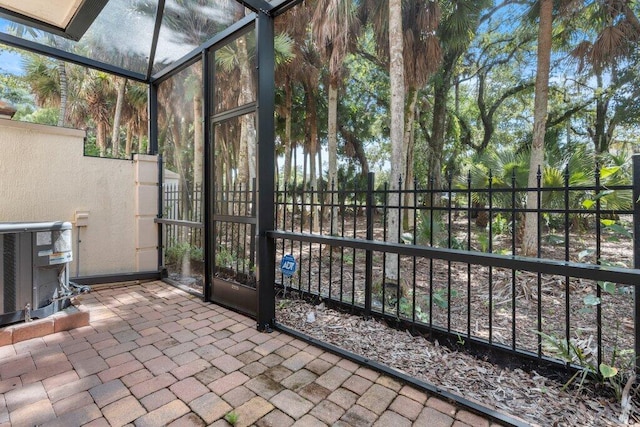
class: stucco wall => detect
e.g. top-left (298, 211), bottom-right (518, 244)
top-left (0, 119), bottom-right (158, 277)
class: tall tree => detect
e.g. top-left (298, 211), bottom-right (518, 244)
top-left (81, 71), bottom-right (113, 156)
top-left (385, 0), bottom-right (406, 284)
top-left (523, 0), bottom-right (553, 256)
top-left (568, 0), bottom-right (640, 155)
top-left (521, 0), bottom-right (640, 254)
top-left (312, 0), bottom-right (360, 235)
top-left (276, 5), bottom-right (308, 187)
top-left (424, 1), bottom-right (489, 191)
top-left (111, 77), bottom-right (127, 156)
top-left (361, 0), bottom-right (441, 231)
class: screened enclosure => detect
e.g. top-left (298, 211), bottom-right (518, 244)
top-left (0, 0), bottom-right (301, 329)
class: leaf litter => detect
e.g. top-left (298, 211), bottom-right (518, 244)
top-left (276, 295), bottom-right (639, 426)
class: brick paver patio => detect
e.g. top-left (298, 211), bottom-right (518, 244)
top-left (0, 281), bottom-right (512, 426)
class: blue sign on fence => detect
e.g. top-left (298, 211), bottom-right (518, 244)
top-left (280, 254), bottom-right (297, 277)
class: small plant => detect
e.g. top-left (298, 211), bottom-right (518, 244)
top-left (536, 330), bottom-right (630, 399)
top-left (224, 411), bottom-right (239, 425)
top-left (477, 232), bottom-right (490, 252)
top-left (216, 246), bottom-right (236, 268)
top-left (397, 292), bottom-right (428, 322)
top-left (432, 288), bottom-right (458, 309)
top-left (343, 253), bottom-right (354, 266)
top-left (537, 279), bottom-right (632, 400)
top-left (165, 242), bottom-right (204, 266)
top-left (190, 246), bottom-right (204, 262)
top-left (417, 210), bottom-right (444, 245)
top-left (165, 241), bottom-right (191, 265)
top-left (447, 236), bottom-right (466, 250)
top-left (492, 213), bottom-right (510, 236)
top-left (601, 219), bottom-right (632, 241)
top-left (277, 299), bottom-right (290, 309)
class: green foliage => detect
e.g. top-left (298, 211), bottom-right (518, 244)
top-left (343, 253), bottom-right (354, 266)
top-left (224, 411), bottom-right (239, 425)
top-left (537, 279), bottom-right (632, 400)
top-left (0, 71), bottom-right (37, 115)
top-left (477, 232), bottom-right (490, 252)
top-left (416, 210), bottom-right (443, 246)
top-left (398, 294), bottom-right (428, 322)
top-left (216, 246), bottom-right (236, 268)
top-left (166, 242), bottom-right (204, 266)
top-left (84, 135), bottom-right (101, 157)
top-left (416, 210), bottom-right (467, 250)
top-left (432, 288), bottom-right (458, 309)
top-left (492, 214), bottom-right (509, 236)
top-left (17, 107), bottom-right (58, 125)
top-left (601, 219), bottom-right (632, 241)
top-left (448, 236), bottom-right (466, 250)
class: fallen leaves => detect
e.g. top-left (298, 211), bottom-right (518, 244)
top-left (277, 297), bottom-right (639, 426)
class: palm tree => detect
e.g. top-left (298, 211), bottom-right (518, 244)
top-left (122, 82), bottom-right (148, 156)
top-left (358, 0), bottom-right (442, 284)
top-left (569, 2), bottom-right (640, 155)
top-left (275, 5), bottom-right (308, 187)
top-left (20, 54), bottom-right (61, 114)
top-left (522, 0), bottom-right (640, 255)
top-left (312, 0), bottom-right (361, 234)
top-left (362, 0), bottom-right (442, 231)
top-left (8, 24), bottom-right (72, 127)
top-left (79, 70), bottom-right (113, 156)
top-left (111, 77), bottom-right (128, 156)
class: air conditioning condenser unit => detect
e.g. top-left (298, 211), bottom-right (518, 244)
top-left (0, 221), bottom-right (74, 326)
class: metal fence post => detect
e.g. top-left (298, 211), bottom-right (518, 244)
top-left (633, 154), bottom-right (640, 375)
top-left (365, 172), bottom-right (375, 318)
top-left (256, 11), bottom-right (276, 332)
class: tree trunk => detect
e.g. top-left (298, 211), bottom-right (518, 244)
top-left (429, 65), bottom-right (453, 193)
top-left (385, 0), bottom-right (406, 284)
top-left (111, 77), bottom-right (127, 156)
top-left (193, 84), bottom-right (204, 190)
top-left (138, 129), bottom-right (145, 154)
top-left (306, 86), bottom-right (319, 232)
top-left (125, 121), bottom-right (133, 157)
top-left (97, 121), bottom-right (107, 157)
top-left (403, 87), bottom-right (418, 231)
top-left (283, 80), bottom-right (293, 186)
top-left (57, 61), bottom-right (67, 127)
top-left (328, 81), bottom-right (339, 235)
top-left (522, 0), bottom-right (553, 256)
top-left (592, 71), bottom-right (611, 155)
top-left (237, 36), bottom-right (256, 185)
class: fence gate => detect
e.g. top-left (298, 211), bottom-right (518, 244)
top-left (205, 24), bottom-right (259, 316)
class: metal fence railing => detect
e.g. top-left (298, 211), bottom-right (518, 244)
top-left (160, 182), bottom-right (204, 293)
top-left (212, 180), bottom-right (257, 289)
top-left (160, 158), bottom-right (640, 377)
top-left (272, 158), bottom-right (640, 377)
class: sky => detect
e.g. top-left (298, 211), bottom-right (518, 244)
top-left (0, 49), bottom-right (23, 75)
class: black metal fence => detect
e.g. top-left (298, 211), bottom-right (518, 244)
top-left (161, 179), bottom-right (258, 293)
top-left (272, 158), bottom-right (640, 377)
top-left (160, 182), bottom-right (204, 291)
top-left (212, 180), bottom-right (257, 289)
top-left (163, 182), bottom-right (203, 248)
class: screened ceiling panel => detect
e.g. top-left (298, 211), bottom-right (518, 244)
top-left (151, 0), bottom-right (248, 75)
top-left (0, 0), bottom-right (268, 79)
